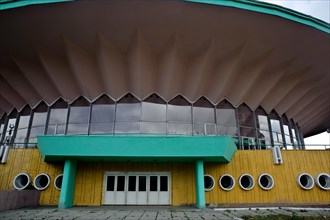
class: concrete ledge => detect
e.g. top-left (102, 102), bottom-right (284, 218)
top-left (0, 190), bottom-right (40, 212)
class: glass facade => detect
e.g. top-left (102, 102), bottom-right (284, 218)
top-left (0, 94), bottom-right (305, 150)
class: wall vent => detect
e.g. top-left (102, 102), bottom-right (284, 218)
top-left (272, 146), bottom-right (283, 164)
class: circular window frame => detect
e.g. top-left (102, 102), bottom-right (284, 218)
top-left (297, 173), bottom-right (314, 190)
top-left (315, 173), bottom-right (330, 190)
top-left (219, 174), bottom-right (235, 191)
top-left (54, 174), bottom-right (63, 190)
top-left (238, 174), bottom-right (255, 191)
top-left (33, 173), bottom-right (51, 191)
top-left (204, 175), bottom-right (215, 191)
top-left (13, 173), bottom-right (31, 190)
top-left (258, 173), bottom-right (274, 190)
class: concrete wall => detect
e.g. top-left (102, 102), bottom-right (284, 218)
top-left (0, 190), bottom-right (40, 211)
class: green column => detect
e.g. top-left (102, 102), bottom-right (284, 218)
top-left (59, 159), bottom-right (77, 209)
top-left (195, 160), bottom-right (206, 209)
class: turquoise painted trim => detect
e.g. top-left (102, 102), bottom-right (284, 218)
top-left (195, 160), bottom-right (206, 209)
top-left (0, 0), bottom-right (73, 10)
top-left (59, 159), bottom-right (77, 209)
top-left (185, 0), bottom-right (330, 34)
top-left (38, 135), bottom-right (237, 163)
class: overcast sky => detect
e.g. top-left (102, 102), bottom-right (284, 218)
top-left (258, 0), bottom-right (330, 23)
top-left (259, 0), bottom-right (330, 149)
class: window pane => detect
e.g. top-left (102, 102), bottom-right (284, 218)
top-left (167, 123), bottom-right (192, 135)
top-left (91, 104), bottom-right (115, 122)
top-left (29, 112), bottom-right (47, 143)
top-left (141, 122), bottom-right (166, 134)
top-left (193, 106), bottom-right (215, 124)
top-left (168, 105), bottom-right (191, 122)
top-left (258, 129), bottom-right (272, 149)
top-left (216, 109), bottom-right (237, 126)
top-left (150, 176), bottom-right (158, 191)
top-left (67, 106), bottom-right (90, 135)
top-left (90, 122), bottom-right (114, 134)
top-left (270, 119), bottom-right (281, 133)
top-left (15, 115), bottom-right (30, 145)
top-left (138, 176), bottom-right (146, 191)
top-left (160, 176), bottom-right (168, 191)
top-left (5, 118), bottom-right (16, 138)
top-left (237, 105), bottom-right (254, 128)
top-left (142, 102), bottom-right (166, 122)
top-left (217, 125), bottom-right (238, 136)
top-left (47, 108), bottom-right (68, 135)
top-left (115, 122), bottom-right (140, 134)
top-left (117, 176), bottom-right (125, 191)
top-left (194, 123), bottom-right (216, 136)
top-left (107, 176), bottom-right (115, 191)
top-left (90, 104), bottom-right (115, 134)
top-left (116, 103), bottom-right (140, 121)
top-left (128, 176), bottom-right (136, 191)
top-left (257, 115), bottom-right (269, 130)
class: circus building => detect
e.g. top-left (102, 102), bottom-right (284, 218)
top-left (0, 0), bottom-right (329, 210)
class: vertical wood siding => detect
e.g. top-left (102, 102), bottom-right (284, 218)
top-left (0, 149), bottom-right (329, 206)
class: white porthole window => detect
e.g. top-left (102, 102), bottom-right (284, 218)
top-left (204, 175), bottom-right (215, 191)
top-left (33, 173), bottom-right (51, 190)
top-left (54, 174), bottom-right (63, 190)
top-left (219, 174), bottom-right (235, 191)
top-left (297, 173), bottom-right (314, 190)
top-left (239, 174), bottom-right (254, 191)
top-left (315, 173), bottom-right (330, 190)
top-left (13, 173), bottom-right (31, 190)
top-left (258, 173), bottom-right (274, 190)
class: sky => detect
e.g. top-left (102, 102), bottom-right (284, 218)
top-left (258, 0), bottom-right (330, 23)
top-left (259, 0), bottom-right (330, 149)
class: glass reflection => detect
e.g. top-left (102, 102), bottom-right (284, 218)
top-left (29, 102), bottom-right (48, 144)
top-left (67, 97), bottom-right (90, 135)
top-left (90, 104), bottom-right (115, 134)
top-left (47, 99), bottom-right (68, 135)
top-left (255, 107), bottom-right (272, 149)
top-left (141, 94), bottom-right (167, 134)
top-left (193, 98), bottom-right (216, 135)
top-left (115, 94), bottom-right (141, 134)
top-left (15, 115), bottom-right (30, 147)
top-left (0, 115), bottom-right (6, 142)
top-left (167, 96), bottom-right (192, 135)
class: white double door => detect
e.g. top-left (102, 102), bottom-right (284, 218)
top-left (103, 172), bottom-right (170, 205)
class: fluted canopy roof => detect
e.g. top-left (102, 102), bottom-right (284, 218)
top-left (0, 0), bottom-right (329, 137)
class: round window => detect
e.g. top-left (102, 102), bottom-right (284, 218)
top-left (258, 173), bottom-right (274, 190)
top-left (315, 173), bottom-right (330, 190)
top-left (34, 173), bottom-right (51, 190)
top-left (54, 174), bottom-right (63, 190)
top-left (297, 173), bottom-right (314, 190)
top-left (204, 175), bottom-right (215, 191)
top-left (219, 174), bottom-right (235, 191)
top-left (239, 174), bottom-right (254, 190)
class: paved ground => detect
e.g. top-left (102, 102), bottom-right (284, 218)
top-left (0, 206), bottom-right (329, 220)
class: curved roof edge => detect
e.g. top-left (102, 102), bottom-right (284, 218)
top-left (0, 0), bottom-right (73, 10)
top-left (185, 0), bottom-right (330, 34)
top-left (1, 0), bottom-right (329, 33)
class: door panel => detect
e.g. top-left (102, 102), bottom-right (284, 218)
top-left (103, 172), bottom-right (170, 205)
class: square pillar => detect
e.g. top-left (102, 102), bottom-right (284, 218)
top-left (59, 159), bottom-right (77, 209)
top-left (195, 160), bottom-right (206, 209)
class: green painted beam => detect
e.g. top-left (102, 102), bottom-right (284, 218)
top-left (195, 160), bottom-right (206, 209)
top-left (0, 0), bottom-right (73, 10)
top-left (58, 159), bottom-right (77, 209)
top-left (38, 135), bottom-right (237, 163)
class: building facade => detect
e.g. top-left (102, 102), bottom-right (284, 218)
top-left (0, 0), bottom-right (329, 209)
